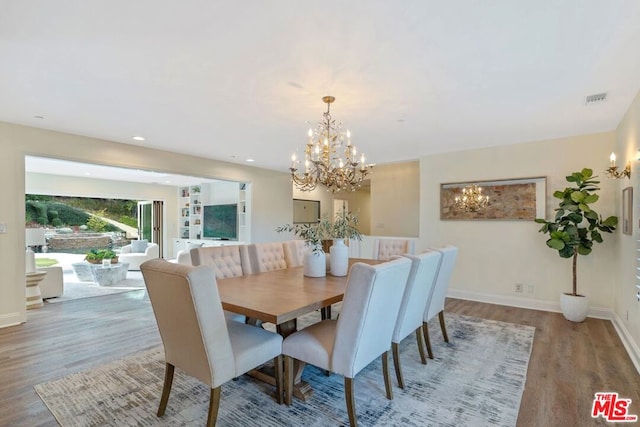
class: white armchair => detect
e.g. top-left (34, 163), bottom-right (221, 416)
top-left (119, 240), bottom-right (160, 270)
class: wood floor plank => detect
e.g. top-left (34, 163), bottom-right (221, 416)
top-left (0, 293), bottom-right (639, 426)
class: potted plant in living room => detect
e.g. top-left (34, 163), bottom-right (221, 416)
top-left (276, 219), bottom-right (332, 277)
top-left (85, 249), bottom-right (118, 265)
top-left (329, 210), bottom-right (362, 276)
top-left (535, 168), bottom-right (617, 322)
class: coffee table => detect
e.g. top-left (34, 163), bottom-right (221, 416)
top-left (72, 262), bottom-right (130, 286)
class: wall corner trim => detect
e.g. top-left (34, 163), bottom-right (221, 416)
top-left (611, 312), bottom-right (640, 375)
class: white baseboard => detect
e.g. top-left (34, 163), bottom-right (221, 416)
top-left (447, 288), bottom-right (613, 319)
top-left (611, 312), bottom-right (640, 375)
top-left (0, 311), bottom-right (25, 328)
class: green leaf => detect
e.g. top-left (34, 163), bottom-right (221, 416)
top-left (577, 245), bottom-right (592, 256)
top-left (553, 190), bottom-right (565, 199)
top-left (547, 238), bottom-right (565, 250)
top-left (591, 229), bottom-right (603, 243)
top-left (559, 246), bottom-right (574, 258)
top-left (534, 218), bottom-right (547, 224)
top-left (581, 168), bottom-right (593, 178)
top-left (584, 210), bottom-right (598, 220)
top-left (567, 212), bottom-right (583, 223)
top-left (566, 175), bottom-right (578, 183)
top-left (578, 203), bottom-right (590, 213)
top-left (583, 194), bottom-right (599, 204)
top-left (602, 216), bottom-right (618, 227)
top-left (570, 191), bottom-right (585, 202)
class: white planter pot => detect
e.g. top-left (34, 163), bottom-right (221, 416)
top-left (330, 239), bottom-right (349, 276)
top-left (560, 293), bottom-right (588, 322)
top-left (304, 250), bottom-right (326, 277)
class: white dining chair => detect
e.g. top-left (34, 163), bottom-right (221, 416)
top-left (282, 257), bottom-right (412, 427)
top-left (241, 242), bottom-right (287, 274)
top-left (391, 251), bottom-right (442, 388)
top-left (373, 238), bottom-right (413, 261)
top-left (190, 245), bottom-right (247, 322)
top-left (283, 239), bottom-right (307, 268)
top-left (423, 245), bottom-right (459, 359)
top-left (140, 259), bottom-right (283, 426)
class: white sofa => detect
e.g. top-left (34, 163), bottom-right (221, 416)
top-left (37, 266), bottom-right (64, 299)
top-left (119, 241), bottom-right (160, 270)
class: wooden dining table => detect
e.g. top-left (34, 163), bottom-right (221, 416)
top-left (216, 258), bottom-right (381, 401)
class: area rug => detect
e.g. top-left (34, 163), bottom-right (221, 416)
top-left (34, 314), bottom-right (534, 426)
top-left (45, 272), bottom-right (145, 303)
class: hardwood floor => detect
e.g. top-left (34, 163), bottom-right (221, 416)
top-left (0, 292), bottom-right (638, 426)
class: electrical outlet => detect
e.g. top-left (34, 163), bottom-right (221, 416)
top-left (526, 284), bottom-right (534, 293)
top-left (515, 283), bottom-right (523, 293)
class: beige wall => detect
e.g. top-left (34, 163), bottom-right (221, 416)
top-left (370, 161), bottom-right (420, 237)
top-left (613, 90), bottom-right (640, 364)
top-left (420, 132), bottom-right (617, 312)
top-left (0, 121), bottom-right (292, 327)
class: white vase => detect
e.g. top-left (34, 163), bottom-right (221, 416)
top-left (304, 250), bottom-right (326, 277)
top-left (560, 293), bottom-right (588, 322)
top-left (330, 239), bottom-right (349, 276)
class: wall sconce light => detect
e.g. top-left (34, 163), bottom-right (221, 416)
top-left (605, 152), bottom-right (630, 179)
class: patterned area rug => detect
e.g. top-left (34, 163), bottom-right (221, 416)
top-left (34, 313), bottom-right (534, 426)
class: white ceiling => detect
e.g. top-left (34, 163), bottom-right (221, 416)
top-left (3, 1), bottom-right (640, 175)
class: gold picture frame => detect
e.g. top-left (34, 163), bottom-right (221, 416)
top-left (622, 186), bottom-right (632, 235)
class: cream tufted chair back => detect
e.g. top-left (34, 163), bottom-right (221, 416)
top-left (283, 240), bottom-right (307, 268)
top-left (374, 239), bottom-right (412, 261)
top-left (240, 242), bottom-right (287, 274)
top-left (190, 245), bottom-right (244, 279)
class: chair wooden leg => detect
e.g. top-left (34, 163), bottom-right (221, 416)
top-left (157, 363), bottom-right (174, 417)
top-left (391, 342), bottom-right (404, 389)
top-left (344, 377), bottom-right (357, 427)
top-left (439, 311), bottom-right (449, 342)
top-left (416, 326), bottom-right (427, 364)
top-left (273, 355), bottom-right (283, 404)
top-left (284, 355), bottom-right (293, 406)
top-left (382, 351), bottom-right (393, 400)
top-left (423, 322), bottom-right (434, 359)
top-left (206, 387), bottom-right (221, 427)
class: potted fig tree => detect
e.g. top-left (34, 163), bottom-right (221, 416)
top-left (535, 168), bottom-right (617, 322)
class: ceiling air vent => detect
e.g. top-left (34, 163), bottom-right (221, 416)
top-left (585, 92), bottom-right (607, 105)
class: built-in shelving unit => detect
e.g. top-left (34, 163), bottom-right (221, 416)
top-left (178, 185), bottom-right (203, 239)
top-left (175, 181), bottom-right (251, 257)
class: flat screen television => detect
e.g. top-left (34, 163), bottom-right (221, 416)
top-left (203, 204), bottom-right (237, 240)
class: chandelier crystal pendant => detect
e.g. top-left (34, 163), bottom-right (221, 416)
top-left (453, 185), bottom-right (490, 212)
top-left (290, 96), bottom-right (373, 193)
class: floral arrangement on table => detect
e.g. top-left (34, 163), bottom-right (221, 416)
top-left (85, 249), bottom-right (118, 264)
top-left (276, 210), bottom-right (362, 251)
top-left (276, 218), bottom-right (332, 253)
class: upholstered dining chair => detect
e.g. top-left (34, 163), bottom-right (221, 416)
top-left (282, 257), bottom-right (412, 427)
top-left (190, 245), bottom-right (246, 322)
top-left (373, 238), bottom-right (413, 261)
top-left (282, 239), bottom-right (306, 268)
top-left (391, 251), bottom-right (442, 388)
top-left (140, 259), bottom-right (283, 426)
top-left (423, 245), bottom-right (459, 359)
top-left (240, 242), bottom-right (287, 274)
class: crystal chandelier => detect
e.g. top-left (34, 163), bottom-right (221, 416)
top-left (453, 185), bottom-right (490, 212)
top-left (289, 96), bottom-right (373, 193)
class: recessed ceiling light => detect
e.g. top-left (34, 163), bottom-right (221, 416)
top-left (132, 136), bottom-right (145, 141)
top-left (246, 158), bottom-right (255, 163)
top-left (34, 115), bottom-right (44, 119)
top-left (84, 172), bottom-right (91, 176)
